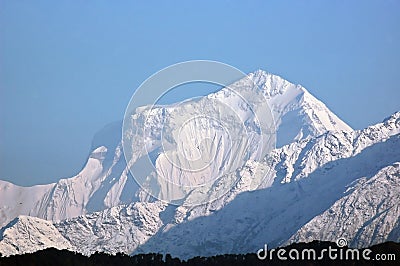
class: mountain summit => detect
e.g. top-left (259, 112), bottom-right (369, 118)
top-left (1, 71), bottom-right (397, 259)
top-left (250, 70), bottom-right (352, 146)
top-left (0, 70), bottom-right (351, 227)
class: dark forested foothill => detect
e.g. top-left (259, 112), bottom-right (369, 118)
top-left (0, 241), bottom-right (399, 266)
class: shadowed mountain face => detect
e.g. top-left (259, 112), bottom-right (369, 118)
top-left (134, 134), bottom-right (400, 258)
top-left (0, 71), bottom-right (399, 259)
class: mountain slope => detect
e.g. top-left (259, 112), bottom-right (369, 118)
top-left (0, 182), bottom-right (54, 230)
top-left (55, 201), bottom-right (166, 256)
top-left (0, 144), bottom-right (139, 228)
top-left (164, 112), bottom-right (399, 225)
top-left (287, 163), bottom-right (400, 247)
top-left (0, 112), bottom-right (394, 258)
top-left (0, 70), bottom-right (352, 227)
top-left (0, 106), bottom-right (398, 258)
top-left (0, 216), bottom-right (72, 256)
top-left (136, 135), bottom-right (400, 258)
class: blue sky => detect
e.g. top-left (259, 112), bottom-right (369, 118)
top-left (1, 0), bottom-right (399, 185)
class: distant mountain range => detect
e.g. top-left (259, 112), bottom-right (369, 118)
top-left (0, 70), bottom-right (398, 259)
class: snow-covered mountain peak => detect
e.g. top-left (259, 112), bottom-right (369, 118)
top-left (0, 215), bottom-right (72, 256)
top-left (382, 111), bottom-right (400, 125)
top-left (0, 70), bottom-right (355, 227)
top-left (365, 111), bottom-right (399, 135)
top-left (248, 69), bottom-right (305, 98)
top-left (248, 70), bottom-right (350, 131)
top-left (55, 201), bottom-right (167, 256)
top-left (0, 105), bottom-right (398, 258)
top-left (0, 70), bottom-right (357, 234)
top-left (242, 70), bottom-right (352, 146)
